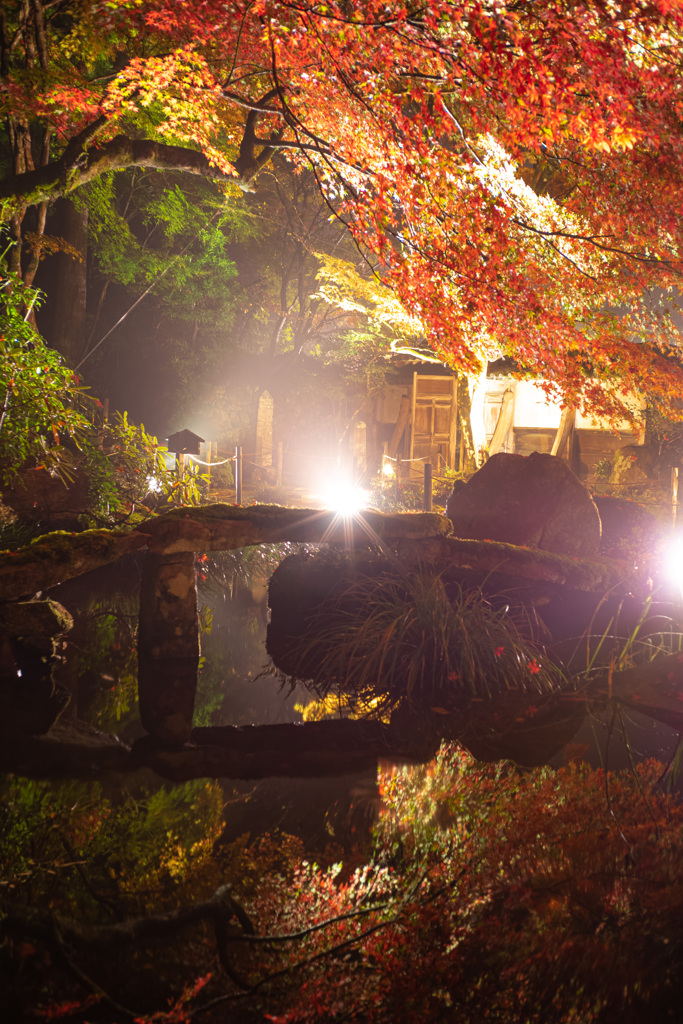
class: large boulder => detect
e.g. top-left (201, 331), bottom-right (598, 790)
top-left (608, 444), bottom-right (657, 491)
top-left (2, 464), bottom-right (90, 529)
top-left (593, 495), bottom-right (666, 566)
top-left (445, 452), bottom-right (601, 557)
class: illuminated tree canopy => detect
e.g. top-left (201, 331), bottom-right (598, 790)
top-left (3, 1), bottom-right (683, 417)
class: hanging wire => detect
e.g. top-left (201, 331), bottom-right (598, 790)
top-left (75, 209), bottom-right (222, 371)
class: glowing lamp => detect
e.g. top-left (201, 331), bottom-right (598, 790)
top-left (322, 482), bottom-right (369, 516)
top-left (665, 536), bottom-right (683, 599)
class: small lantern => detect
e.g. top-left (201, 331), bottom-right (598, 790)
top-left (165, 429), bottom-right (205, 458)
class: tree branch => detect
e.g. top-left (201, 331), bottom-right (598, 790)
top-left (0, 135), bottom-right (240, 208)
top-left (2, 883), bottom-right (253, 952)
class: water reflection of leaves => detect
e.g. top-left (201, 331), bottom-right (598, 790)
top-left (195, 544), bottom-right (312, 728)
top-left (197, 543), bottom-right (316, 597)
top-left (69, 598), bottom-right (140, 736)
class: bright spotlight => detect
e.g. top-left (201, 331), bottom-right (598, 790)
top-left (665, 536), bottom-right (683, 599)
top-left (322, 482), bottom-right (369, 516)
top-left (382, 459), bottom-right (395, 479)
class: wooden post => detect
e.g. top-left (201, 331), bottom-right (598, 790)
top-left (423, 462), bottom-right (433, 512)
top-left (395, 453), bottom-right (401, 502)
top-left (551, 406), bottom-right (576, 458)
top-left (138, 551), bottom-right (199, 746)
top-left (235, 445), bottom-right (243, 505)
top-left (488, 388), bottom-right (515, 457)
top-left (672, 466), bottom-right (679, 526)
top-left (205, 441), bottom-right (212, 494)
top-left (276, 442), bottom-right (284, 488)
top-left (448, 376), bottom-right (458, 470)
top-left (388, 394), bottom-right (410, 457)
top-left (102, 397), bottom-right (109, 425)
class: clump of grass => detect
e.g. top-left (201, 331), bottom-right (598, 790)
top-left (295, 568), bottom-right (561, 717)
top-left (0, 513), bottom-right (44, 552)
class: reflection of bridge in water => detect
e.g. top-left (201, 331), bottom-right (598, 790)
top-left (0, 506), bottom-right (452, 780)
top-left (2, 504), bottom-right (683, 784)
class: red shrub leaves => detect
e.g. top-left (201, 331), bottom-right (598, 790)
top-left (247, 746), bottom-right (683, 1023)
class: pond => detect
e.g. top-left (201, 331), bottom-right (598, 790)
top-left (42, 544), bottom-right (382, 855)
top-left (4, 536), bottom-right (678, 852)
top-left (4, 530), bottom-right (683, 1023)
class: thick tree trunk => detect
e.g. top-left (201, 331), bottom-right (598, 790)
top-left (39, 197), bottom-right (88, 366)
top-left (455, 373), bottom-right (479, 472)
top-left (0, 135), bottom-right (241, 208)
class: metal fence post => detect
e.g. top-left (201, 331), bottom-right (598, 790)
top-left (423, 462), bottom-right (433, 512)
top-left (276, 442), bottom-right (284, 488)
top-left (235, 445), bottom-right (243, 505)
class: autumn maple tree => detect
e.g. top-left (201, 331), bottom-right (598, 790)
top-left (4, 746), bottom-right (683, 1023)
top-left (3, 0), bottom-right (683, 417)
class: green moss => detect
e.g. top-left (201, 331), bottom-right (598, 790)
top-left (443, 536), bottom-right (627, 591)
top-left (157, 502), bottom-right (262, 522)
top-left (151, 503), bottom-right (451, 535)
top-left (0, 527), bottom-right (133, 570)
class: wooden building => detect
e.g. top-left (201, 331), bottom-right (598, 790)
top-left (372, 364), bottom-right (645, 484)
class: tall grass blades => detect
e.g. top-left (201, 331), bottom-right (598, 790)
top-left (293, 567), bottom-right (561, 717)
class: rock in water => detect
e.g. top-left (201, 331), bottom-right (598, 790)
top-left (446, 452), bottom-right (601, 557)
top-left (593, 495), bottom-right (665, 568)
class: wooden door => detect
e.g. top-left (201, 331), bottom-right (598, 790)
top-left (409, 374), bottom-right (457, 476)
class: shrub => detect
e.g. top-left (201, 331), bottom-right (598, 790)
top-left (0, 272), bottom-right (201, 524)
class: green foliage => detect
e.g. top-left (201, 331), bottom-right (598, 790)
top-left (199, 543), bottom-right (311, 597)
top-left (367, 477), bottom-right (426, 512)
top-left (322, 325), bottom-right (393, 405)
top-left (205, 459), bottom-right (234, 493)
top-left (0, 513), bottom-right (44, 551)
top-left (82, 171), bottom-right (263, 424)
top-left (81, 410), bottom-right (193, 523)
top-left (0, 271), bottom-right (96, 487)
top-left (646, 406), bottom-right (683, 465)
top-left (0, 776), bottom-right (224, 916)
top-left (0, 268), bottom-right (205, 523)
top-left (594, 456), bottom-right (613, 480)
top-left (86, 175), bottom-right (246, 326)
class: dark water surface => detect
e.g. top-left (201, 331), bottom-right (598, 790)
top-left (46, 545), bottom-right (380, 854)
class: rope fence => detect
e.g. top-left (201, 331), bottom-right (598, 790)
top-left (177, 440), bottom-right (460, 512)
top-left (178, 441), bottom-right (683, 521)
